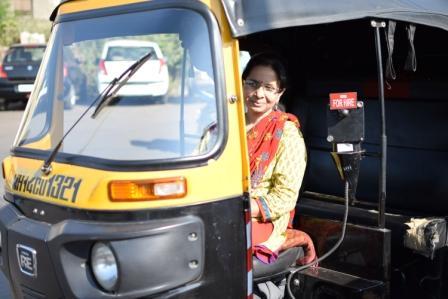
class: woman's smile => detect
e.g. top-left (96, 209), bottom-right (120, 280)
top-left (243, 65), bottom-right (283, 119)
top-left (247, 96), bottom-right (265, 107)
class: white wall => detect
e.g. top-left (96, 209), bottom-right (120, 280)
top-left (32, 0), bottom-right (59, 19)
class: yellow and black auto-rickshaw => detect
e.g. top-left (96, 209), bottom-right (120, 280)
top-left (2, 0), bottom-right (448, 298)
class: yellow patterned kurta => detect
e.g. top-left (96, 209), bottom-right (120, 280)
top-left (251, 121), bottom-right (307, 252)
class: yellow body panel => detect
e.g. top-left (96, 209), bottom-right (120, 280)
top-left (21, 134), bottom-right (52, 150)
top-left (3, 0), bottom-right (250, 211)
top-left (4, 149), bottom-right (241, 211)
top-left (58, 0), bottom-right (148, 14)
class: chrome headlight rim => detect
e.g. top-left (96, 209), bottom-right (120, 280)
top-left (90, 241), bottom-right (120, 292)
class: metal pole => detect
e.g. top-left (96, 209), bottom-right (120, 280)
top-left (371, 20), bottom-right (387, 229)
top-left (179, 48), bottom-right (187, 156)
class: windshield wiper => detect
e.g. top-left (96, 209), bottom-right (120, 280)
top-left (91, 51), bottom-right (152, 118)
top-left (41, 51), bottom-right (153, 175)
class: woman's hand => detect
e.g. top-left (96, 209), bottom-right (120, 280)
top-left (280, 229), bottom-right (317, 265)
top-left (250, 197), bottom-right (261, 217)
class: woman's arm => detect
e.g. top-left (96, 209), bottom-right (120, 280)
top-left (253, 122), bottom-right (307, 221)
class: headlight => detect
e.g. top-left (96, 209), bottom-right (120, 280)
top-left (91, 242), bottom-right (118, 291)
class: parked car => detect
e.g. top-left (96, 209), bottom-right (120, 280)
top-left (97, 39), bottom-right (169, 101)
top-left (0, 43), bottom-right (45, 109)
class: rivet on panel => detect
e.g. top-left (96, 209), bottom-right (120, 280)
top-left (188, 232), bottom-right (198, 241)
top-left (189, 260), bottom-right (199, 269)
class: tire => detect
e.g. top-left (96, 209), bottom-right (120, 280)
top-left (154, 94), bottom-right (168, 104)
top-left (0, 98), bottom-right (5, 111)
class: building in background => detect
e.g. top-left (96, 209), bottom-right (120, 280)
top-left (11, 0), bottom-right (58, 19)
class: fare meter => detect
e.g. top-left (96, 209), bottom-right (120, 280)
top-left (327, 92), bottom-right (365, 204)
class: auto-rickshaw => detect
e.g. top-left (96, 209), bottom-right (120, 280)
top-left (2, 0), bottom-right (448, 298)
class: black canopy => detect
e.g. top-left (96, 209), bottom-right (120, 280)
top-left (221, 0), bottom-right (448, 37)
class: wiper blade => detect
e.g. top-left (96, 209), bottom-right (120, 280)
top-left (40, 51), bottom-right (152, 175)
top-left (91, 51), bottom-right (152, 118)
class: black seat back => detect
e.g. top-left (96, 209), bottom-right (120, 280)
top-left (253, 247), bottom-right (303, 282)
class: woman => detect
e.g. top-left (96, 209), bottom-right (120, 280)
top-left (242, 53), bottom-right (316, 265)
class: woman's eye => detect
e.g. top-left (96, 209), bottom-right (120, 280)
top-left (245, 80), bottom-right (258, 88)
top-left (265, 86), bottom-right (276, 92)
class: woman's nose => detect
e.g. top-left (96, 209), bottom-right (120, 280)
top-left (254, 86), bottom-right (265, 97)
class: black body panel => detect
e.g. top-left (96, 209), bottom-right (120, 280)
top-left (0, 195), bottom-right (247, 298)
top-left (304, 97), bottom-right (448, 215)
top-left (297, 196), bottom-right (448, 299)
top-left (296, 267), bottom-right (385, 299)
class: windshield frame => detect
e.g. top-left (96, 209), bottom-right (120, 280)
top-left (11, 0), bottom-right (228, 172)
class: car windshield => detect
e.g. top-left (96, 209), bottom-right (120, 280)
top-left (105, 46), bottom-right (158, 61)
top-left (15, 8), bottom-right (219, 162)
top-left (5, 46), bottom-right (45, 64)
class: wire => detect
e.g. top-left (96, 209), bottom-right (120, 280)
top-left (286, 181), bottom-right (350, 299)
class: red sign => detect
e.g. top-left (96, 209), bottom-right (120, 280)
top-left (329, 92), bottom-right (357, 110)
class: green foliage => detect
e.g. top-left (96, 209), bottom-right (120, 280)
top-left (0, 0), bottom-right (8, 18)
top-left (0, 0), bottom-right (19, 46)
top-left (66, 40), bottom-right (105, 97)
top-left (149, 34), bottom-right (183, 76)
top-left (119, 34), bottom-right (184, 76)
top-left (0, 2), bottom-right (51, 47)
top-left (0, 17), bottom-right (19, 45)
top-left (16, 16), bottom-right (51, 40)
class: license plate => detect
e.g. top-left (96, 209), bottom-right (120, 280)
top-left (17, 84), bottom-right (33, 93)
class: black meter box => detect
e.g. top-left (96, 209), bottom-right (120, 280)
top-left (327, 102), bottom-right (365, 143)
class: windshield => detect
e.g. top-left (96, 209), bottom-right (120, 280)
top-left (15, 8), bottom-right (218, 161)
top-left (4, 46), bottom-right (45, 64)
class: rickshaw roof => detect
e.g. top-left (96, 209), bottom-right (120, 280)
top-left (220, 0), bottom-right (448, 37)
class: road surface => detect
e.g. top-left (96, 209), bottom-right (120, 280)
top-left (0, 105), bottom-right (24, 299)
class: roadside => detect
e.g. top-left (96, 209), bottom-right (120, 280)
top-left (0, 107), bottom-right (24, 200)
top-left (0, 109), bottom-right (22, 299)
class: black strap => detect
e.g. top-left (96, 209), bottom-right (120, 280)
top-left (384, 20), bottom-right (397, 80)
top-left (404, 24), bottom-right (417, 72)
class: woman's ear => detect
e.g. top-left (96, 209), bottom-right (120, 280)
top-left (277, 88), bottom-right (285, 98)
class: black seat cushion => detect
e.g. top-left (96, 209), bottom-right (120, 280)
top-left (253, 247), bottom-right (303, 281)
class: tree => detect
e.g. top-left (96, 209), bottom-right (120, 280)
top-left (0, 0), bottom-right (8, 19)
top-left (0, 0), bottom-right (19, 46)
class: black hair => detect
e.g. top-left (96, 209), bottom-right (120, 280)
top-left (242, 52), bottom-right (288, 90)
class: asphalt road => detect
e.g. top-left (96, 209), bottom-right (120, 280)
top-left (0, 105), bottom-right (24, 299)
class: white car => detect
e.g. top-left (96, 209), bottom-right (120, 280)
top-left (97, 40), bottom-right (169, 99)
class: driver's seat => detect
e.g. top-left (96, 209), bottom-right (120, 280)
top-left (253, 247), bottom-right (304, 283)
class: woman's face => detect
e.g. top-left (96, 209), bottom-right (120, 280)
top-left (243, 65), bottom-right (284, 117)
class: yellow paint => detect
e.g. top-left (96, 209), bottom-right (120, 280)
top-left (58, 0), bottom-right (148, 15)
top-left (3, 126), bottom-right (245, 210)
top-left (57, 0), bottom-right (226, 19)
top-left (21, 133), bottom-right (52, 150)
top-left (2, 0), bottom-right (250, 211)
